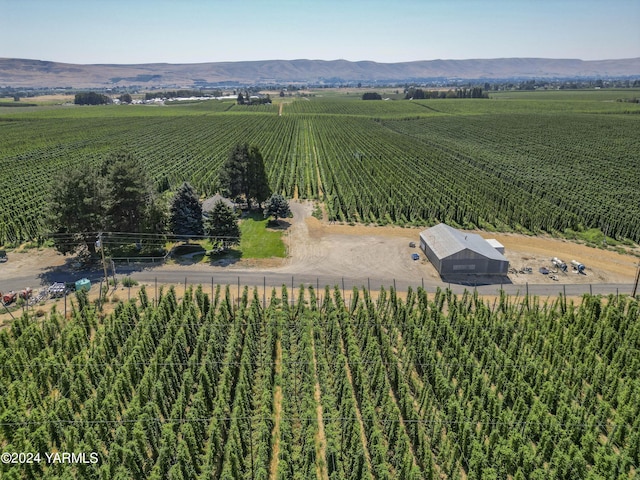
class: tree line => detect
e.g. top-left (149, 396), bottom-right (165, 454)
top-left (362, 92), bottom-right (383, 100)
top-left (74, 92), bottom-right (112, 105)
top-left (47, 144), bottom-right (289, 256)
top-left (404, 87), bottom-right (488, 99)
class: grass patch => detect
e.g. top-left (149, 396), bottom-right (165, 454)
top-left (239, 211), bottom-right (286, 258)
top-left (564, 227), bottom-right (620, 247)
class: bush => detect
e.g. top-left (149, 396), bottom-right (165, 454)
top-left (121, 277), bottom-right (139, 287)
top-left (312, 203), bottom-right (323, 220)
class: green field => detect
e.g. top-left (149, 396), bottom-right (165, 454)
top-left (1, 89), bottom-right (639, 246)
top-left (238, 213), bottom-right (287, 258)
top-left (207, 212), bottom-right (286, 260)
top-left (0, 287), bottom-right (638, 479)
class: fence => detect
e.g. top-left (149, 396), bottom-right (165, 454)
top-left (123, 272), bottom-right (636, 309)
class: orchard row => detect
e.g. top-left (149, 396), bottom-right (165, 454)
top-left (0, 285), bottom-right (638, 479)
top-left (0, 95), bottom-right (638, 245)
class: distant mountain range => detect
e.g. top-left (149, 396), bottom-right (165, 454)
top-left (1, 57), bottom-right (639, 88)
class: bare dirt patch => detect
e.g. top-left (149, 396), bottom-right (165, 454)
top-left (0, 248), bottom-right (66, 281)
top-left (497, 233), bottom-right (636, 285)
top-left (278, 201), bottom-right (638, 287)
top-left (279, 202), bottom-right (434, 282)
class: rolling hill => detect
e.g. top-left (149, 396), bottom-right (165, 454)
top-left (1, 57), bottom-right (639, 88)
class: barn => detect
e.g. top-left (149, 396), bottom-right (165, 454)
top-left (419, 223), bottom-right (509, 276)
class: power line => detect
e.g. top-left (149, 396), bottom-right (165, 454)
top-left (0, 416), bottom-right (620, 430)
top-left (47, 231), bottom-right (239, 241)
top-left (0, 360), bottom-right (546, 370)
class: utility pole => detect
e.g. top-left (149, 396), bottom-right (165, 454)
top-left (111, 259), bottom-right (117, 290)
top-left (632, 262), bottom-right (640, 298)
top-left (97, 233), bottom-right (108, 285)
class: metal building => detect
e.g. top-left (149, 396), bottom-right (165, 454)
top-left (419, 223), bottom-right (509, 276)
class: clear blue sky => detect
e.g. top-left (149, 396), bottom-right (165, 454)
top-left (2, 0), bottom-right (639, 64)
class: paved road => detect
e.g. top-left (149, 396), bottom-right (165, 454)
top-left (126, 268), bottom-right (634, 297)
top-left (1, 261), bottom-right (635, 299)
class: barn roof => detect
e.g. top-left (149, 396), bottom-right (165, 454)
top-left (419, 223), bottom-right (507, 261)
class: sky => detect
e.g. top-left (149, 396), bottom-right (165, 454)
top-left (1, 0), bottom-right (639, 64)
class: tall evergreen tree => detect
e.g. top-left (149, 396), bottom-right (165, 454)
top-left (218, 143), bottom-right (271, 208)
top-left (218, 143), bottom-right (249, 201)
top-left (47, 151), bottom-right (167, 255)
top-left (169, 182), bottom-right (203, 237)
top-left (104, 152), bottom-right (150, 233)
top-left (247, 145), bottom-right (271, 206)
top-left (204, 201), bottom-right (240, 246)
top-left (47, 165), bottom-right (106, 255)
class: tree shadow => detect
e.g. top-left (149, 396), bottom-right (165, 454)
top-left (207, 248), bottom-right (243, 267)
top-left (37, 257), bottom-right (104, 287)
top-left (266, 219), bottom-right (292, 230)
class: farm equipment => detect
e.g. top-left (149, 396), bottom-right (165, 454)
top-left (571, 260), bottom-right (586, 274)
top-left (1, 288), bottom-right (34, 306)
top-left (75, 278), bottom-right (91, 292)
top-left (28, 288), bottom-right (49, 306)
top-left (552, 257), bottom-right (568, 272)
top-left (48, 282), bottom-right (68, 298)
top-left (19, 287), bottom-right (32, 300)
top-left (2, 291), bottom-right (17, 305)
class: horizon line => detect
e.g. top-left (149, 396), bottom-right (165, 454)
top-left (3, 56), bottom-right (640, 67)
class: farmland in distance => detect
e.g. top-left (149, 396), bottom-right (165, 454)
top-left (0, 89), bottom-right (639, 246)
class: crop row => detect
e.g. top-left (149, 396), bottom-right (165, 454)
top-left (1, 97), bottom-right (639, 244)
top-left (0, 286), bottom-right (638, 479)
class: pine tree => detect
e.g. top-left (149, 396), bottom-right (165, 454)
top-left (263, 194), bottom-right (291, 222)
top-left (218, 143), bottom-right (271, 208)
top-left (204, 200), bottom-right (240, 247)
top-left (247, 145), bottom-right (271, 206)
top-left (218, 143), bottom-right (249, 202)
top-left (104, 151), bottom-right (150, 233)
top-left (169, 182), bottom-right (203, 237)
top-left (47, 165), bottom-right (106, 255)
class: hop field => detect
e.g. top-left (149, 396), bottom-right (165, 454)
top-left (0, 286), bottom-right (638, 479)
top-left (0, 90), bottom-right (639, 245)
